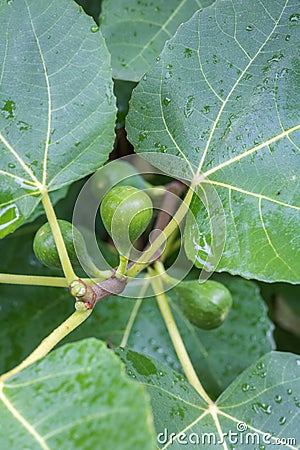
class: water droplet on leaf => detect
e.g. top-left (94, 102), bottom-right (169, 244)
top-left (289, 13), bottom-right (300, 22)
top-left (267, 54), bottom-right (284, 63)
top-left (127, 369), bottom-right (136, 379)
top-left (17, 120), bottom-right (30, 131)
top-left (184, 47), bottom-right (192, 57)
top-left (0, 204), bottom-right (20, 231)
top-left (252, 402), bottom-right (272, 415)
top-left (1, 99), bottom-right (16, 119)
top-left (256, 361), bottom-right (265, 370)
top-left (279, 416), bottom-right (286, 425)
top-left (279, 68), bottom-right (289, 78)
top-left (138, 131), bottom-right (148, 142)
top-left (184, 95), bottom-right (195, 118)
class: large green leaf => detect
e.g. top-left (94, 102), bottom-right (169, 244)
top-left (127, 0), bottom-right (300, 282)
top-left (0, 0), bottom-right (116, 237)
top-left (101, 0), bottom-right (215, 81)
top-left (0, 339), bottom-right (156, 449)
top-left (118, 348), bottom-right (300, 449)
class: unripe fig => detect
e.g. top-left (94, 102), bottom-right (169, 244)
top-left (91, 160), bottom-right (149, 199)
top-left (33, 220), bottom-right (102, 276)
top-left (175, 280), bottom-right (233, 330)
top-left (100, 186), bottom-right (153, 257)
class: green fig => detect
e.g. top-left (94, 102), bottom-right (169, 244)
top-left (33, 220), bottom-right (103, 276)
top-left (175, 280), bottom-right (233, 330)
top-left (100, 186), bottom-right (153, 257)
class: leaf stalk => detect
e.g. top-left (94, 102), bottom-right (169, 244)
top-left (149, 267), bottom-right (213, 405)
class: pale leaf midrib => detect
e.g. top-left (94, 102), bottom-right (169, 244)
top-left (159, 66), bottom-right (195, 177)
top-left (0, 170), bottom-right (36, 186)
top-left (0, 383), bottom-right (50, 450)
top-left (0, 132), bottom-right (41, 187)
top-left (202, 123), bottom-right (300, 181)
top-left (196, 0), bottom-right (289, 176)
top-left (24, 0), bottom-right (51, 188)
top-left (202, 180), bottom-right (300, 211)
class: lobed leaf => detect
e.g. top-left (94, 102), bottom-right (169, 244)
top-left (127, 0), bottom-right (300, 282)
top-left (0, 0), bottom-right (116, 237)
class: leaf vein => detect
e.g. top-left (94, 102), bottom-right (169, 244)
top-left (24, 0), bottom-right (52, 187)
top-left (159, 66), bottom-right (195, 178)
top-left (124, 0), bottom-right (189, 69)
top-left (43, 407), bottom-right (132, 440)
top-left (196, 0), bottom-right (289, 176)
top-left (218, 409), bottom-right (298, 449)
top-left (161, 410), bottom-right (210, 449)
top-left (0, 132), bottom-right (41, 187)
top-left (0, 382), bottom-right (50, 450)
top-left (202, 124), bottom-right (300, 179)
top-left (144, 382), bottom-right (206, 411)
top-left (202, 179), bottom-right (300, 211)
top-left (258, 197), bottom-right (297, 276)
